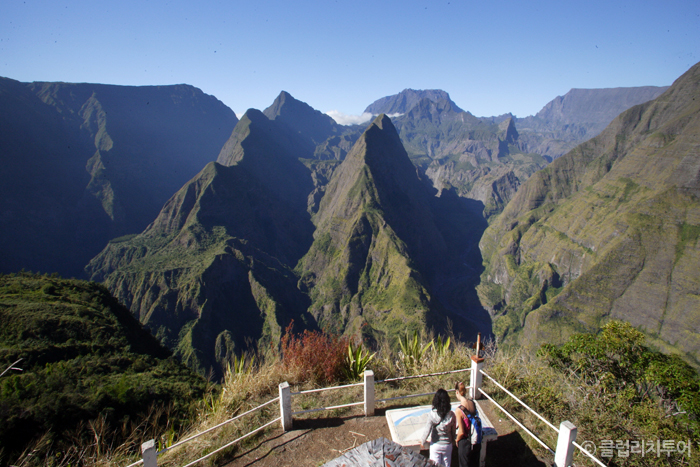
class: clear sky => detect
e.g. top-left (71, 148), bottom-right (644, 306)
top-left (1, 0), bottom-right (698, 123)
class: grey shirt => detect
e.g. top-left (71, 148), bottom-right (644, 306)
top-left (420, 409), bottom-right (456, 445)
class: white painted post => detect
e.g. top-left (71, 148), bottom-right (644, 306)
top-left (554, 421), bottom-right (578, 467)
top-left (469, 355), bottom-right (484, 400)
top-left (279, 381), bottom-right (293, 431)
top-left (141, 439), bottom-right (157, 467)
top-left (364, 370), bottom-right (375, 416)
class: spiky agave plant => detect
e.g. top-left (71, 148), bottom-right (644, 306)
top-left (343, 341), bottom-right (376, 381)
top-left (434, 335), bottom-right (451, 358)
top-left (398, 330), bottom-right (433, 372)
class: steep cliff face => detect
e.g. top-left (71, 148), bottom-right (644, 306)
top-left (364, 88), bottom-right (464, 115)
top-left (0, 79), bottom-right (237, 277)
top-left (30, 82), bottom-right (238, 233)
top-left (478, 62), bottom-right (700, 365)
top-left (297, 115), bottom-right (444, 340)
top-left (392, 99), bottom-right (548, 218)
top-left (295, 114), bottom-right (493, 342)
top-left (87, 111), bottom-right (317, 378)
top-left (87, 100), bottom-right (492, 378)
top-left (515, 86), bottom-right (669, 160)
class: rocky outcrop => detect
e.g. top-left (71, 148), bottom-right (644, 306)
top-left (391, 99), bottom-right (547, 218)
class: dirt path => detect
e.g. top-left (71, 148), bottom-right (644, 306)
top-left (222, 400), bottom-right (551, 467)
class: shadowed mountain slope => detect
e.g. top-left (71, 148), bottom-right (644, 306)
top-left (263, 90), bottom-right (340, 145)
top-left (478, 62), bottom-right (700, 365)
top-left (87, 110), bottom-right (317, 378)
top-left (0, 78), bottom-right (237, 277)
top-left (0, 273), bottom-right (207, 463)
top-left (89, 108), bottom-right (491, 376)
top-left (298, 114), bottom-right (488, 342)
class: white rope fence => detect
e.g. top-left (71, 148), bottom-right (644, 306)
top-left (180, 417), bottom-right (281, 467)
top-left (480, 369), bottom-right (559, 433)
top-left (479, 388), bottom-right (554, 454)
top-left (126, 343), bottom-right (607, 467)
top-left (163, 397), bottom-right (279, 455)
top-left (573, 441), bottom-right (607, 467)
top-left (128, 396), bottom-right (280, 467)
top-left (480, 368), bottom-right (606, 466)
top-left (293, 401), bottom-right (364, 415)
top-left (291, 381), bottom-right (363, 395)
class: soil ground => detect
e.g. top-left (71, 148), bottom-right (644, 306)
top-left (222, 400), bottom-right (551, 467)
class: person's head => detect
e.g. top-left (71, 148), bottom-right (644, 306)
top-left (454, 381), bottom-right (466, 397)
top-left (432, 388), bottom-right (451, 419)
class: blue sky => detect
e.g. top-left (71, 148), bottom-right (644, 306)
top-left (1, 0), bottom-right (698, 122)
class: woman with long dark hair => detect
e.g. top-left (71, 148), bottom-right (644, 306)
top-left (420, 388), bottom-right (456, 466)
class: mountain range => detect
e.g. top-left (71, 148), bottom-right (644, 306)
top-left (1, 70), bottom-right (690, 376)
top-left (0, 78), bottom-right (237, 277)
top-left (477, 62), bottom-right (700, 365)
top-left (362, 86), bottom-right (667, 219)
top-left (86, 95), bottom-right (489, 377)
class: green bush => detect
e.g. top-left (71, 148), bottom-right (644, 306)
top-left (0, 272), bottom-right (208, 467)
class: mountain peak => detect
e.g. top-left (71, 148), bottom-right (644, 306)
top-left (263, 91), bottom-right (338, 144)
top-left (364, 89), bottom-right (464, 115)
top-left (498, 116), bottom-right (519, 143)
top-left (347, 114), bottom-right (414, 175)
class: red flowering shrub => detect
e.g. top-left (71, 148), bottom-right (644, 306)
top-left (280, 322), bottom-right (348, 385)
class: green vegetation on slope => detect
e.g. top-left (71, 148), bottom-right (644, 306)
top-left (0, 272), bottom-right (207, 466)
top-left (478, 62), bottom-right (700, 364)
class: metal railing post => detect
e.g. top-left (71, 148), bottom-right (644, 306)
top-left (279, 381), bottom-right (292, 431)
top-left (142, 439), bottom-right (157, 467)
top-left (470, 355), bottom-right (484, 400)
top-left (364, 370), bottom-right (375, 416)
top-left (554, 421), bottom-right (577, 467)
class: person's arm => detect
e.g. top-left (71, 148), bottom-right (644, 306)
top-left (454, 407), bottom-right (466, 442)
top-left (455, 389), bottom-right (476, 415)
top-left (420, 412), bottom-right (436, 449)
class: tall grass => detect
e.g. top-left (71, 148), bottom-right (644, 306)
top-left (14, 323), bottom-right (699, 467)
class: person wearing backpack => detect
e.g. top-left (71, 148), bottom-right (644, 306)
top-left (455, 381), bottom-right (482, 466)
top-left (420, 388), bottom-right (456, 466)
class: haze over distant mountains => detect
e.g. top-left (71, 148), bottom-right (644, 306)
top-left (3, 68), bottom-right (694, 378)
top-left (516, 85), bottom-right (670, 157)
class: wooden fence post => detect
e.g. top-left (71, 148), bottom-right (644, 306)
top-left (554, 421), bottom-right (577, 467)
top-left (364, 370), bottom-right (375, 416)
top-left (141, 439), bottom-right (157, 467)
top-left (279, 381), bottom-right (293, 431)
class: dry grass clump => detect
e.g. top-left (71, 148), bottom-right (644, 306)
top-left (9, 404), bottom-right (178, 467)
top-left (124, 327), bottom-right (477, 467)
